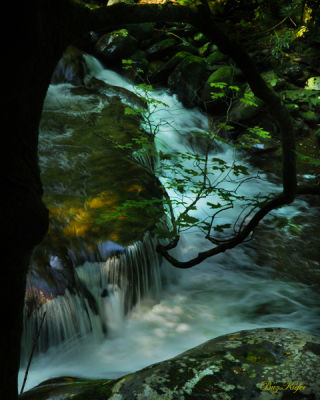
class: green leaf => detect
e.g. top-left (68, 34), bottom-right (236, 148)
top-left (178, 214), bottom-right (200, 224)
top-left (206, 202), bottom-right (222, 209)
top-left (214, 223), bottom-right (231, 232)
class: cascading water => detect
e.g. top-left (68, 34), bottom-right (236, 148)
top-left (21, 233), bottom-right (162, 360)
top-left (19, 53), bottom-right (320, 392)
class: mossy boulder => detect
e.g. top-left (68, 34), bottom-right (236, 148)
top-left (206, 50), bottom-right (228, 66)
top-left (95, 29), bottom-right (138, 63)
top-left (149, 51), bottom-right (194, 83)
top-left (175, 40), bottom-right (199, 56)
top-left (39, 88), bottom-right (161, 252)
top-left (21, 328), bottom-right (320, 399)
top-left (146, 38), bottom-right (178, 58)
top-left (85, 76), bottom-right (147, 109)
top-left (281, 89), bottom-right (320, 120)
top-left (228, 70), bottom-right (287, 124)
top-left (122, 50), bottom-right (149, 82)
top-left (201, 66), bottom-right (234, 112)
top-left (261, 70), bottom-right (285, 89)
top-left (168, 54), bottom-right (207, 107)
top-left (51, 46), bottom-right (87, 86)
top-left (229, 84), bottom-right (263, 122)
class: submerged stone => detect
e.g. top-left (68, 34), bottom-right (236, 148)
top-left (20, 328), bottom-right (320, 399)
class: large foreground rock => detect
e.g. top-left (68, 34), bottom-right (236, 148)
top-left (21, 327), bottom-right (320, 399)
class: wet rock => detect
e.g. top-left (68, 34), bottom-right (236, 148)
top-left (122, 50), bottom-right (149, 82)
top-left (261, 70), bottom-right (285, 89)
top-left (201, 66), bottom-right (234, 112)
top-left (85, 76), bottom-right (147, 109)
top-left (280, 62), bottom-right (309, 85)
top-left (223, 70), bottom-right (282, 123)
top-left (229, 84), bottom-right (263, 123)
top-left (146, 38), bottom-right (178, 58)
top-left (206, 49), bottom-right (228, 66)
top-left (281, 89), bottom-right (320, 118)
top-left (95, 29), bottom-right (138, 63)
top-left (149, 51), bottom-right (193, 83)
top-left (168, 54), bottom-right (207, 107)
top-left (175, 40), bottom-right (199, 56)
top-left (51, 46), bottom-right (88, 86)
top-left (21, 328), bottom-right (320, 399)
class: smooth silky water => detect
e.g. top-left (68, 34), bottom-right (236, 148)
top-left (19, 54), bottom-right (320, 392)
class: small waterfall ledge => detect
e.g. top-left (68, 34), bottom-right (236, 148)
top-left (21, 232), bottom-right (162, 361)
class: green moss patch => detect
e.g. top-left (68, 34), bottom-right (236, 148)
top-left (39, 87), bottom-right (162, 261)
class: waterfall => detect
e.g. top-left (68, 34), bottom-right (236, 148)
top-left (19, 53), bottom-right (320, 393)
top-left (21, 233), bottom-right (162, 361)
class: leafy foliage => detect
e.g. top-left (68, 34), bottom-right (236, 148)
top-left (94, 71), bottom-right (271, 241)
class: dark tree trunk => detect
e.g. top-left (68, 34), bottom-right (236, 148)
top-left (1, 2), bottom-right (71, 398)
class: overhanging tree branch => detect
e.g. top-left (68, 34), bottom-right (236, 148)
top-left (157, 181), bottom-right (320, 268)
top-left (67, 0), bottom-right (318, 269)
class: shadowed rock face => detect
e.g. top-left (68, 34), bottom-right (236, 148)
top-left (21, 327), bottom-right (320, 399)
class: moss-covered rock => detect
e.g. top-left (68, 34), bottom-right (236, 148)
top-left (146, 38), bottom-right (178, 58)
top-left (149, 51), bottom-right (194, 83)
top-left (168, 54), bottom-right (207, 107)
top-left (206, 50), bottom-right (228, 66)
top-left (95, 29), bottom-right (138, 63)
top-left (124, 50), bottom-right (150, 81)
top-left (85, 76), bottom-right (147, 109)
top-left (175, 40), bottom-right (199, 56)
top-left (39, 88), bottom-right (161, 251)
top-left (201, 66), bottom-right (234, 112)
top-left (229, 84), bottom-right (263, 122)
top-left (21, 328), bottom-right (320, 399)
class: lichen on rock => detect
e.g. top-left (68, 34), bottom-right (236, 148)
top-left (21, 328), bottom-right (320, 400)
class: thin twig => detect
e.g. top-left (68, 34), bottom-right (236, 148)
top-left (20, 311), bottom-right (47, 395)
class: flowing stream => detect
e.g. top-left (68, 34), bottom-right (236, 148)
top-left (19, 54), bottom-right (320, 392)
